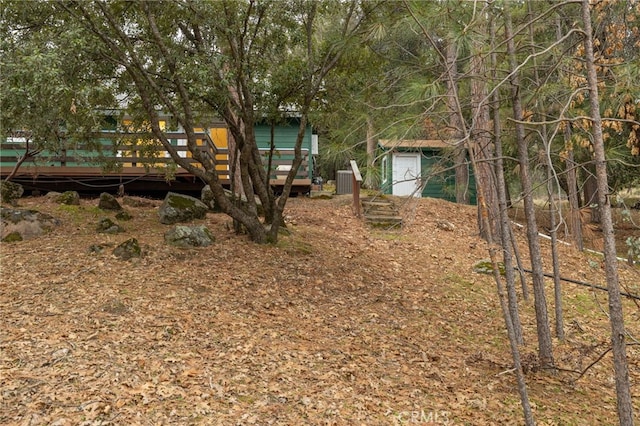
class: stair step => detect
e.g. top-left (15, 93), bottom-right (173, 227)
top-left (364, 215), bottom-right (403, 223)
top-left (361, 200), bottom-right (394, 207)
top-left (364, 209), bottom-right (399, 216)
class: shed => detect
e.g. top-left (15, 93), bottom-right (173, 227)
top-left (378, 139), bottom-right (476, 203)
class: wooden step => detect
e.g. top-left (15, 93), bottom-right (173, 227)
top-left (361, 200), bottom-right (394, 207)
top-left (363, 209), bottom-right (399, 217)
top-left (364, 214), bottom-right (403, 224)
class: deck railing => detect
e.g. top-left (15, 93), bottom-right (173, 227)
top-left (1, 134), bottom-right (310, 186)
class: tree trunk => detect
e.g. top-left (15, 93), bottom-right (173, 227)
top-left (527, 0), bottom-right (564, 341)
top-left (364, 116), bottom-right (377, 189)
top-left (581, 2), bottom-right (635, 423)
top-left (490, 11), bottom-right (523, 344)
top-left (582, 169), bottom-right (601, 222)
top-left (469, 45), bottom-right (500, 243)
top-left (504, 4), bottom-right (555, 370)
top-left (547, 166), bottom-right (565, 340)
top-left (4, 138), bottom-right (41, 182)
top-left (565, 126), bottom-right (584, 250)
top-left (445, 41), bottom-right (470, 205)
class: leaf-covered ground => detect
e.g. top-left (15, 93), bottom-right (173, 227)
top-left (1, 195), bottom-right (639, 425)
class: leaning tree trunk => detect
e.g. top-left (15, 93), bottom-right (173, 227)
top-left (581, 1), bottom-right (635, 423)
top-left (505, 4), bottom-right (555, 370)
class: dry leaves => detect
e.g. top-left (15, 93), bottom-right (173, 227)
top-left (0, 195), bottom-right (638, 425)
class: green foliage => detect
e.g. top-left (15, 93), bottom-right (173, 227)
top-left (473, 260), bottom-right (506, 276)
top-left (626, 236), bottom-right (640, 264)
top-left (0, 2), bottom-right (117, 155)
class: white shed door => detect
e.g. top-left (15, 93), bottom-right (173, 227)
top-left (392, 153), bottom-right (421, 197)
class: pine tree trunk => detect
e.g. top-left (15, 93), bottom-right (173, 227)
top-left (565, 127), bottom-right (584, 250)
top-left (364, 116), bottom-right (377, 189)
top-left (444, 41), bottom-right (470, 205)
top-left (504, 4), bottom-right (555, 370)
top-left (469, 45), bottom-right (500, 243)
top-left (490, 11), bottom-right (523, 344)
top-left (581, 2), bottom-right (635, 423)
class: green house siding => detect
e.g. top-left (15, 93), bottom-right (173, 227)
top-left (254, 120), bottom-right (313, 179)
top-left (380, 146), bottom-right (476, 204)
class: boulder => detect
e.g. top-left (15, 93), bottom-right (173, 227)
top-left (113, 238), bottom-right (141, 260)
top-left (0, 181), bottom-right (24, 205)
top-left (115, 210), bottom-right (133, 221)
top-left (122, 196), bottom-right (155, 208)
top-left (201, 185), bottom-right (216, 210)
top-left (158, 192), bottom-right (208, 225)
top-left (98, 192), bottom-right (123, 211)
top-left (56, 191), bottom-right (80, 205)
top-left (45, 191), bottom-right (62, 201)
top-left (96, 217), bottom-right (125, 234)
top-left (164, 225), bottom-right (214, 248)
top-left (1, 208), bottom-right (60, 242)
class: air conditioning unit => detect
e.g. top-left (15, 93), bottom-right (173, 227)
top-left (336, 170), bottom-right (353, 194)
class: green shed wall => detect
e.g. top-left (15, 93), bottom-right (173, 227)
top-left (381, 148), bottom-right (476, 204)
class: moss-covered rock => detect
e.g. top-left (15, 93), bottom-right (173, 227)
top-left (98, 192), bottom-right (123, 211)
top-left (473, 259), bottom-right (506, 275)
top-left (164, 225), bottom-right (214, 248)
top-left (0, 181), bottom-right (24, 205)
top-left (115, 210), bottom-right (133, 221)
top-left (96, 217), bottom-right (125, 234)
top-left (158, 192), bottom-right (208, 224)
top-left (2, 231), bottom-right (23, 242)
top-left (56, 191), bottom-right (80, 205)
top-left (113, 238), bottom-right (142, 260)
top-left (0, 208), bottom-right (60, 241)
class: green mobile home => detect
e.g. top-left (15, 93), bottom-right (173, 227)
top-left (379, 139), bottom-right (476, 203)
top-left (253, 118), bottom-right (314, 184)
top-left (1, 115), bottom-right (314, 195)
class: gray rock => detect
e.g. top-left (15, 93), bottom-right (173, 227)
top-left (115, 210), bottom-right (133, 221)
top-left (56, 191), bottom-right (80, 205)
top-left (0, 208), bottom-right (60, 241)
top-left (45, 191), bottom-right (61, 200)
top-left (201, 185), bottom-right (216, 210)
top-left (0, 181), bottom-right (24, 205)
top-left (164, 225), bottom-right (214, 248)
top-left (122, 196), bottom-right (154, 208)
top-left (158, 192), bottom-right (208, 224)
top-left (96, 217), bottom-right (125, 234)
top-left (113, 238), bottom-right (141, 260)
top-left (98, 192), bottom-right (122, 211)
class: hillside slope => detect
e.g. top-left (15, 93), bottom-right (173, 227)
top-left (1, 195), bottom-right (638, 425)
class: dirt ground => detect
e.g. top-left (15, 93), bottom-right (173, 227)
top-left (1, 194), bottom-right (639, 425)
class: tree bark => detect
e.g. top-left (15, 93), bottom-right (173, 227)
top-left (581, 1), bottom-right (635, 423)
top-left (565, 126), bottom-right (584, 250)
top-left (364, 116), bottom-right (377, 189)
top-left (445, 41), bottom-right (470, 205)
top-left (504, 4), bottom-right (555, 370)
top-left (490, 10), bottom-right (523, 344)
top-left (469, 43), bottom-right (500, 243)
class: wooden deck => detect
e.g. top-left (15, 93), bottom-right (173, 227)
top-left (1, 137), bottom-right (312, 196)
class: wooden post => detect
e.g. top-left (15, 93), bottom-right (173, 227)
top-left (350, 159), bottom-right (362, 217)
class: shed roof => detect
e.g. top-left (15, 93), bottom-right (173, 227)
top-left (379, 139), bottom-right (451, 149)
